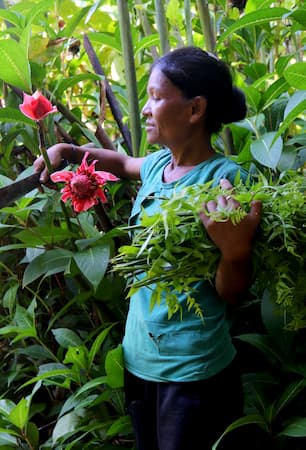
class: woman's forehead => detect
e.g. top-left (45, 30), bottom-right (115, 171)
top-left (147, 67), bottom-right (176, 92)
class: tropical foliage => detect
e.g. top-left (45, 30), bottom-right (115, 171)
top-left (0, 0), bottom-right (305, 448)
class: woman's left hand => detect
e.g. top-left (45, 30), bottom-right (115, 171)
top-left (199, 178), bottom-right (262, 261)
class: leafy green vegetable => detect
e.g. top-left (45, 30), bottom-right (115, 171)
top-left (112, 174), bottom-right (305, 329)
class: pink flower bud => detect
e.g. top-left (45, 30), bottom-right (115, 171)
top-left (19, 91), bottom-right (57, 121)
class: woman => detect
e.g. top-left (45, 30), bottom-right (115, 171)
top-left (35, 46), bottom-right (262, 450)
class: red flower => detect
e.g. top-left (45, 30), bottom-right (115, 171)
top-left (19, 90), bottom-right (57, 121)
top-left (50, 152), bottom-right (119, 213)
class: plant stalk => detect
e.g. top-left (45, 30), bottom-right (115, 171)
top-left (196, 0), bottom-right (216, 52)
top-left (154, 0), bottom-right (170, 54)
top-left (117, 0), bottom-right (142, 156)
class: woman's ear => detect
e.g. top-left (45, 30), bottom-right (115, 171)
top-left (190, 96), bottom-right (207, 123)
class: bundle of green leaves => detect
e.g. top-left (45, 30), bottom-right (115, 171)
top-left (112, 174), bottom-right (305, 329)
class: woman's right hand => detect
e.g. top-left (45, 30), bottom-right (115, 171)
top-left (34, 143), bottom-right (68, 184)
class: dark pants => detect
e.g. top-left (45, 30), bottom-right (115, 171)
top-left (124, 359), bottom-right (245, 450)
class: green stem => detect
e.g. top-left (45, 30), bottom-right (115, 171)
top-left (184, 0), bottom-right (194, 46)
top-left (196, 0), bottom-right (216, 52)
top-left (154, 0), bottom-right (170, 54)
top-left (37, 120), bottom-right (53, 173)
top-left (117, 0), bottom-right (142, 156)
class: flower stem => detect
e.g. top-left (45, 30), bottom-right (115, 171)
top-left (37, 120), bottom-right (53, 173)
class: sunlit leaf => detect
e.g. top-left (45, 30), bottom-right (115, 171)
top-left (0, 40), bottom-right (31, 91)
top-left (283, 62), bottom-right (306, 89)
top-left (217, 8), bottom-right (289, 47)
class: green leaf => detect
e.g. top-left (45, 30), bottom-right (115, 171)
top-left (262, 77), bottom-right (289, 109)
top-left (283, 62), bottom-right (306, 89)
top-left (235, 333), bottom-right (282, 362)
top-left (106, 415), bottom-right (132, 437)
top-left (0, 300), bottom-right (37, 343)
top-left (0, 9), bottom-right (24, 27)
top-left (73, 242), bottom-right (110, 291)
top-left (58, 6), bottom-right (91, 38)
top-left (86, 31), bottom-right (122, 52)
top-left (273, 91), bottom-right (306, 142)
top-left (55, 74), bottom-right (104, 96)
top-left (217, 8), bottom-right (289, 47)
top-left (135, 33), bottom-right (161, 55)
top-left (63, 346), bottom-right (88, 371)
top-left (52, 328), bottom-right (83, 348)
top-left (245, 0), bottom-right (274, 14)
top-left (16, 225), bottom-right (74, 246)
top-left (9, 398), bottom-right (29, 430)
top-left (3, 283), bottom-right (19, 315)
top-left (105, 344), bottom-right (124, 389)
top-left (26, 422), bottom-right (39, 449)
top-left (279, 417), bottom-right (306, 437)
top-left (52, 410), bottom-right (83, 444)
top-left (0, 399), bottom-right (16, 415)
top-left (285, 8), bottom-right (306, 29)
top-left (251, 132), bottom-right (283, 169)
top-left (243, 86), bottom-right (261, 112)
top-left (22, 248), bottom-right (73, 287)
top-left (74, 376), bottom-right (108, 398)
top-left (88, 324), bottom-right (117, 368)
top-left (20, 367), bottom-right (76, 390)
top-left (0, 107), bottom-right (36, 127)
top-left (212, 414), bottom-right (268, 449)
top-left (272, 380), bottom-right (306, 419)
top-left (0, 40), bottom-right (31, 92)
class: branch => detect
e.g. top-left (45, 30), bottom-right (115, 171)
top-left (83, 34), bottom-right (133, 155)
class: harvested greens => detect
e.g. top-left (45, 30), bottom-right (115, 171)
top-left (111, 175), bottom-right (305, 329)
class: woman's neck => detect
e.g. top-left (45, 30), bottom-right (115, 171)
top-left (163, 145), bottom-right (216, 183)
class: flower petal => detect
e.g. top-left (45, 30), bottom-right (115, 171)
top-left (96, 189), bottom-right (108, 203)
top-left (51, 171), bottom-right (73, 182)
top-left (95, 171), bottom-right (119, 181)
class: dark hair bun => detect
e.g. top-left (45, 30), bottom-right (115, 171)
top-left (222, 87), bottom-right (247, 125)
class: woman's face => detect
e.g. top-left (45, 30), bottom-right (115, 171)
top-left (142, 67), bottom-right (194, 147)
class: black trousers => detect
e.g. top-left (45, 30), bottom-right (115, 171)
top-left (124, 359), bottom-right (245, 450)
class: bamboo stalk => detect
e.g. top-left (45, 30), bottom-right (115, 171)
top-left (154, 0), bottom-right (170, 54)
top-left (195, 0), bottom-right (216, 52)
top-left (184, 0), bottom-right (194, 46)
top-left (117, 0), bottom-right (142, 156)
top-left (135, 0), bottom-right (159, 60)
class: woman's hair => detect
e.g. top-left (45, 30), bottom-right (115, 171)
top-left (151, 46), bottom-right (247, 134)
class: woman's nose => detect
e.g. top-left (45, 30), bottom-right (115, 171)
top-left (141, 99), bottom-right (151, 116)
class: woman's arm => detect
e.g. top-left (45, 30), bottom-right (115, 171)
top-left (199, 178), bottom-right (262, 304)
top-left (34, 143), bottom-right (144, 183)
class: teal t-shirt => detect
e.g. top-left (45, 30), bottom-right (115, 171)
top-left (122, 149), bottom-right (248, 382)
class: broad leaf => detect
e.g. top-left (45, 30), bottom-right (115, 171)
top-left (52, 328), bottom-right (83, 349)
top-left (0, 107), bottom-right (35, 127)
top-left (23, 248), bottom-right (73, 287)
top-left (0, 40), bottom-right (31, 91)
top-left (105, 344), bottom-right (124, 389)
top-left (283, 62), bottom-right (306, 89)
top-left (272, 379), bottom-right (306, 419)
top-left (52, 411), bottom-right (83, 444)
top-left (217, 8), bottom-right (289, 47)
top-left (88, 323), bottom-right (117, 368)
top-left (273, 91), bottom-right (306, 142)
top-left (251, 132), bottom-right (283, 169)
top-left (9, 398), bottom-right (29, 430)
top-left (212, 414), bottom-right (268, 449)
top-left (279, 417), bottom-right (306, 437)
top-left (73, 242), bottom-right (110, 291)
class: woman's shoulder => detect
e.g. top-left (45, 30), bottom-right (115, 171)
top-left (140, 148), bottom-right (171, 181)
top-left (206, 154), bottom-right (249, 184)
